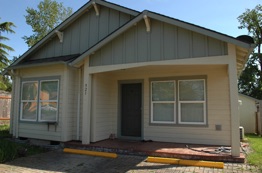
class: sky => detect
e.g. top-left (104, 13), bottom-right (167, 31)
top-left (0, 0), bottom-right (261, 60)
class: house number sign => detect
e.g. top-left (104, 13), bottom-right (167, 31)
top-left (85, 83), bottom-right (88, 95)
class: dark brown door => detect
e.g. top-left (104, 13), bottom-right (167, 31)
top-left (121, 83), bottom-right (142, 137)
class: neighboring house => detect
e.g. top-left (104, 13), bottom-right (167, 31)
top-left (238, 94), bottom-right (261, 134)
top-left (5, 0), bottom-right (255, 157)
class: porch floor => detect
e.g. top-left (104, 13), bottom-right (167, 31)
top-left (64, 139), bottom-right (246, 163)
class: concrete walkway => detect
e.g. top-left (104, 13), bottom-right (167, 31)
top-left (0, 150), bottom-right (260, 173)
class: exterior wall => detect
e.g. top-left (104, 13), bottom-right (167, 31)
top-left (239, 94), bottom-right (257, 133)
top-left (92, 64), bottom-right (231, 145)
top-left (63, 67), bottom-right (80, 141)
top-left (91, 73), bottom-right (117, 142)
top-left (90, 19), bottom-right (228, 67)
top-left (28, 6), bottom-right (134, 60)
top-left (12, 65), bottom-right (66, 141)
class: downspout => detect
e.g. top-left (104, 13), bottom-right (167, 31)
top-left (76, 68), bottom-right (82, 140)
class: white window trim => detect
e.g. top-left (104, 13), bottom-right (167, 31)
top-left (151, 80), bottom-right (176, 124)
top-left (38, 79), bottom-right (59, 122)
top-left (178, 79), bottom-right (206, 125)
top-left (20, 81), bottom-right (38, 122)
top-left (20, 79), bottom-right (59, 122)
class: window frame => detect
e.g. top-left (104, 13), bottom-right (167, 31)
top-left (178, 79), bottom-right (206, 125)
top-left (150, 80), bottom-right (176, 124)
top-left (20, 81), bottom-right (38, 122)
top-left (150, 77), bottom-right (207, 126)
top-left (38, 79), bottom-right (59, 122)
top-left (20, 77), bottom-right (60, 123)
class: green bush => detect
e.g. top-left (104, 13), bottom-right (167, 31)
top-left (0, 140), bottom-right (18, 163)
top-left (0, 124), bottom-right (11, 138)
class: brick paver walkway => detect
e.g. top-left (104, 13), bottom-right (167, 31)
top-left (0, 150), bottom-right (260, 173)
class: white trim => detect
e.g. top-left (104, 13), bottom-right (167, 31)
top-left (20, 81), bottom-right (38, 122)
top-left (20, 79), bottom-right (59, 123)
top-left (150, 80), bottom-right (176, 124)
top-left (38, 79), bottom-right (59, 122)
top-left (178, 79), bottom-right (206, 125)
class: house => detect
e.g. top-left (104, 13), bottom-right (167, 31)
top-left (5, 0), bottom-right (255, 157)
top-left (238, 93), bottom-right (261, 134)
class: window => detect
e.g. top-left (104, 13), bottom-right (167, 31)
top-left (21, 81), bottom-right (38, 121)
top-left (151, 81), bottom-right (176, 123)
top-left (178, 79), bottom-right (206, 124)
top-left (20, 79), bottom-right (59, 122)
top-left (150, 77), bottom-right (206, 125)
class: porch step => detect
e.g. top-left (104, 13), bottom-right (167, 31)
top-left (63, 140), bottom-right (245, 163)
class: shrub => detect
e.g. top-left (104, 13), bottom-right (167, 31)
top-left (0, 124), bottom-right (11, 138)
top-left (0, 140), bottom-right (17, 163)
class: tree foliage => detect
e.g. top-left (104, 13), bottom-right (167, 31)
top-left (0, 19), bottom-right (15, 66)
top-left (23, 0), bottom-right (73, 47)
top-left (0, 19), bottom-right (15, 91)
top-left (238, 4), bottom-right (262, 99)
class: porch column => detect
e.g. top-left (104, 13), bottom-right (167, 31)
top-left (228, 44), bottom-right (240, 157)
top-left (82, 59), bottom-right (92, 144)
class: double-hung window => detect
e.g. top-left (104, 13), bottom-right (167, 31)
top-left (150, 77), bottom-right (206, 125)
top-left (151, 81), bottom-right (176, 124)
top-left (20, 78), bottom-right (59, 122)
top-left (178, 79), bottom-right (206, 124)
top-left (21, 81), bottom-right (38, 121)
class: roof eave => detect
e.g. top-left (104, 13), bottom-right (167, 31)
top-left (70, 11), bottom-right (146, 66)
top-left (7, 61), bottom-right (67, 72)
top-left (10, 0), bottom-right (139, 68)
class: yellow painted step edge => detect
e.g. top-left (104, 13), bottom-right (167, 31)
top-left (63, 148), bottom-right (117, 158)
top-left (147, 157), bottom-right (224, 169)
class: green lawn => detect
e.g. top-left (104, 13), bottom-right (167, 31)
top-left (0, 123), bottom-right (47, 163)
top-left (246, 134), bottom-right (262, 170)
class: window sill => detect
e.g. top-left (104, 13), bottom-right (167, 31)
top-left (149, 122), bottom-right (208, 127)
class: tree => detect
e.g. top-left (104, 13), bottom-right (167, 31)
top-left (0, 19), bottom-right (15, 91)
top-left (238, 4), bottom-right (262, 99)
top-left (23, 0), bottom-right (73, 47)
top-left (0, 19), bottom-right (15, 67)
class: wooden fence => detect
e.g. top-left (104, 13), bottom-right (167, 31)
top-left (0, 96), bottom-right (11, 120)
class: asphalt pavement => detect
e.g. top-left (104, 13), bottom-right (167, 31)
top-left (0, 150), bottom-right (260, 173)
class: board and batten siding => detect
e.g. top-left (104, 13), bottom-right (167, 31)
top-left (15, 65), bottom-right (66, 141)
top-left (27, 6), bottom-right (134, 60)
top-left (92, 65), bottom-right (231, 145)
top-left (89, 19), bottom-right (228, 67)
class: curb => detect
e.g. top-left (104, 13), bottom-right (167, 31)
top-left (147, 156), bottom-right (224, 169)
top-left (63, 148), bottom-right (117, 158)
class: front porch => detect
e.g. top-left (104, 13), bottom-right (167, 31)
top-left (65, 139), bottom-right (246, 163)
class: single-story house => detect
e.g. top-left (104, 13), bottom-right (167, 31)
top-left (238, 93), bottom-right (261, 134)
top-left (5, 0), bottom-right (255, 157)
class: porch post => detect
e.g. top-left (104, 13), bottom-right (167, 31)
top-left (82, 59), bottom-right (92, 144)
top-left (228, 44), bottom-right (240, 157)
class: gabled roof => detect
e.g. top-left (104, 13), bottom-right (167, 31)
top-left (70, 10), bottom-right (256, 71)
top-left (7, 0), bottom-right (255, 76)
top-left (10, 0), bottom-right (139, 68)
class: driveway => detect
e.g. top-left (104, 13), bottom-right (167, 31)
top-left (0, 150), bottom-right (259, 173)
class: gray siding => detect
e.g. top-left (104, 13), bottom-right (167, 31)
top-left (90, 19), bottom-right (228, 67)
top-left (28, 6), bottom-right (134, 60)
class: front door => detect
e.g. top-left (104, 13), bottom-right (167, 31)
top-left (121, 83), bottom-right (142, 138)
